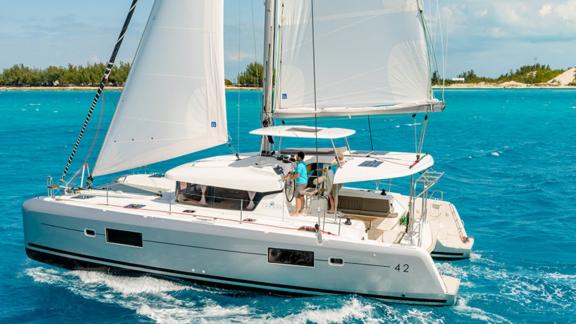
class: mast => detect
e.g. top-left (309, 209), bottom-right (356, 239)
top-left (261, 0), bottom-right (277, 155)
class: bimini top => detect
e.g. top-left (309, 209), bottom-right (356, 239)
top-left (250, 126), bottom-right (355, 139)
top-left (165, 155), bottom-right (284, 193)
top-left (334, 152), bottom-right (434, 184)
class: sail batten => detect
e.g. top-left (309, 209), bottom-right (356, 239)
top-left (275, 0), bottom-right (435, 118)
top-left (93, 0), bottom-right (227, 177)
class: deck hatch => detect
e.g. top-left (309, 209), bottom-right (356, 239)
top-left (72, 195), bottom-right (95, 200)
top-left (358, 160), bottom-right (383, 168)
top-left (105, 229), bottom-right (143, 247)
top-left (268, 248), bottom-right (314, 267)
top-left (124, 204), bottom-right (146, 209)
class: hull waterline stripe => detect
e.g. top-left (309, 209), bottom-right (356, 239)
top-left (431, 251), bottom-right (464, 256)
top-left (27, 243), bottom-right (447, 304)
top-left (41, 222), bottom-right (94, 234)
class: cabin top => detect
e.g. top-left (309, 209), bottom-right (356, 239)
top-left (333, 152), bottom-right (434, 184)
top-left (250, 125), bottom-right (355, 139)
top-left (165, 155), bottom-right (285, 193)
top-left (164, 150), bottom-right (435, 193)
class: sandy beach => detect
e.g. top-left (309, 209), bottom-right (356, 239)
top-left (2, 85), bottom-right (575, 91)
top-left (435, 83), bottom-right (576, 89)
top-left (0, 86), bottom-right (264, 91)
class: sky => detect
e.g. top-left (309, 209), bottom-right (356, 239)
top-left (0, 0), bottom-right (574, 79)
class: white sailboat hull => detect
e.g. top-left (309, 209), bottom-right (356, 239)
top-left (23, 197), bottom-right (458, 306)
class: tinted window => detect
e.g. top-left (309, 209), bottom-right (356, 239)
top-left (176, 182), bottom-right (269, 211)
top-left (268, 248), bottom-right (314, 267)
top-left (106, 229), bottom-right (143, 247)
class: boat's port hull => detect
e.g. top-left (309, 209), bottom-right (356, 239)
top-left (23, 197), bottom-right (459, 306)
top-left (431, 237), bottom-right (475, 260)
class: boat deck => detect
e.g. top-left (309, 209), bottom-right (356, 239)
top-left (393, 194), bottom-right (474, 258)
top-left (45, 188), bottom-right (380, 244)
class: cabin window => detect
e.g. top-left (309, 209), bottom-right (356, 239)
top-left (105, 228), bottom-right (143, 247)
top-left (176, 182), bottom-right (271, 211)
top-left (268, 248), bottom-right (314, 267)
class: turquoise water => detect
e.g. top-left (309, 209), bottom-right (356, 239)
top-left (1, 89), bottom-right (575, 322)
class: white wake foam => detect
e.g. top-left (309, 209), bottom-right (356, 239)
top-left (263, 298), bottom-right (375, 324)
top-left (454, 296), bottom-right (511, 323)
top-left (25, 267), bottom-right (253, 323)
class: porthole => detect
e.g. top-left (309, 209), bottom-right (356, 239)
top-left (84, 228), bottom-right (96, 237)
top-left (329, 258), bottom-right (344, 266)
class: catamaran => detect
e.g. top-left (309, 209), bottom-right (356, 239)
top-left (23, 0), bottom-right (473, 305)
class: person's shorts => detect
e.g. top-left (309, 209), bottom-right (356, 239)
top-left (296, 184), bottom-right (307, 197)
top-left (331, 183), bottom-right (342, 196)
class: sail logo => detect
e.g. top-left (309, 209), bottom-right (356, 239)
top-left (211, 121), bottom-right (217, 128)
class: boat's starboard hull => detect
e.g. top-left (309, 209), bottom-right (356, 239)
top-left (23, 196), bottom-right (459, 306)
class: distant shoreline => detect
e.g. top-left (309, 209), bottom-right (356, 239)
top-left (0, 86), bottom-right (262, 91)
top-left (434, 83), bottom-right (576, 89)
top-left (1, 85), bottom-right (574, 92)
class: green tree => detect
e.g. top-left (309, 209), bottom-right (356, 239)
top-left (237, 62), bottom-right (263, 87)
top-left (431, 70), bottom-right (441, 86)
top-left (496, 64), bottom-right (563, 84)
top-left (0, 62), bottom-right (133, 87)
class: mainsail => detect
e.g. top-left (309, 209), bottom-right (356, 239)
top-left (274, 0), bottom-right (442, 118)
top-left (93, 0), bottom-right (227, 176)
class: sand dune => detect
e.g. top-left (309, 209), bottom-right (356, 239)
top-left (549, 67), bottom-right (576, 86)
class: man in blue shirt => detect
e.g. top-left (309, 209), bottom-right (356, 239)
top-left (287, 151), bottom-right (308, 216)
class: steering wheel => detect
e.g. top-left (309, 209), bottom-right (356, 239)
top-left (284, 176), bottom-right (296, 202)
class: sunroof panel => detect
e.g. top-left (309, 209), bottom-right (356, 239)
top-left (359, 160), bottom-right (383, 168)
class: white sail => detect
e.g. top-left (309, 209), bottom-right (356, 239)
top-left (93, 0), bottom-right (227, 177)
top-left (274, 0), bottom-right (441, 118)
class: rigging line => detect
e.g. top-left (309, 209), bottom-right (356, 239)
top-left (250, 0), bottom-right (260, 81)
top-left (434, 0), bottom-right (447, 102)
top-left (367, 115), bottom-right (374, 151)
top-left (82, 87), bottom-right (106, 168)
top-left (413, 114), bottom-right (418, 153)
top-left (417, 0), bottom-right (439, 100)
top-left (441, 0), bottom-right (450, 102)
top-left (310, 0), bottom-right (320, 183)
top-left (417, 113), bottom-right (430, 155)
top-left (236, 0), bottom-right (242, 154)
top-left (60, 0), bottom-right (139, 182)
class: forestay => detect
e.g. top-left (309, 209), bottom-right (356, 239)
top-left (93, 0), bottom-right (227, 176)
top-left (275, 0), bottom-right (442, 118)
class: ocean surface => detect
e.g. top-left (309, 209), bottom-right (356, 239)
top-left (0, 89), bottom-right (575, 323)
